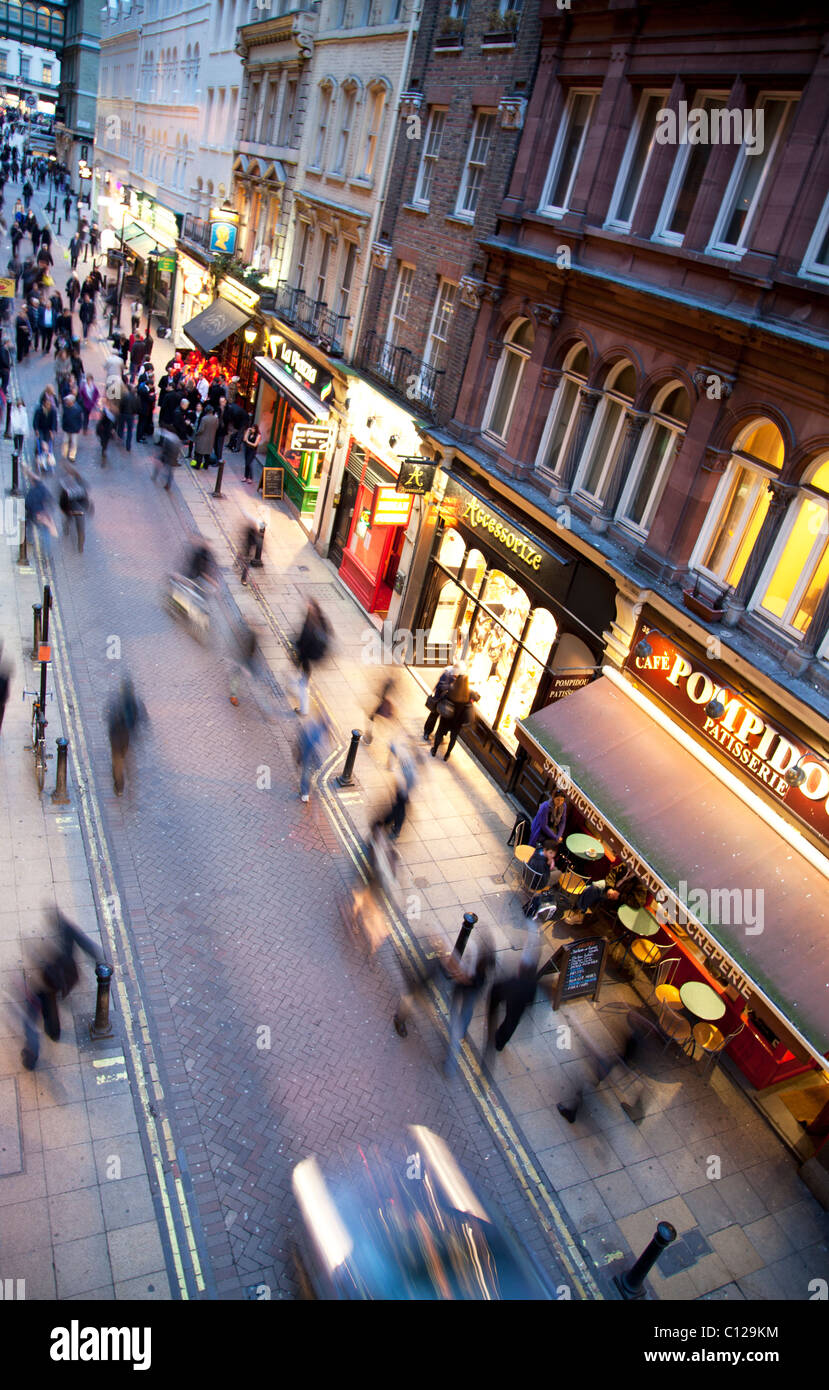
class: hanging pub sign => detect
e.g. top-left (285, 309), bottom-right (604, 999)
top-left (209, 205), bottom-right (240, 255)
top-left (291, 422), bottom-right (333, 454)
top-left (396, 460), bottom-right (436, 496)
top-left (372, 488), bottom-right (413, 526)
top-left (625, 621), bottom-right (829, 849)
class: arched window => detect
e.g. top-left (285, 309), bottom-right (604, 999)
top-left (617, 380), bottom-right (690, 532)
top-left (313, 81), bottom-right (334, 168)
top-left (692, 418), bottom-right (785, 587)
top-left (573, 359), bottom-right (636, 499)
top-left (483, 318), bottom-right (535, 442)
top-left (358, 82), bottom-right (387, 181)
top-left (332, 80), bottom-right (358, 174)
top-left (752, 455), bottom-right (829, 636)
top-left (535, 342), bottom-right (589, 477)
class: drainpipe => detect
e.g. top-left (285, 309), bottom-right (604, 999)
top-left (349, 0), bottom-right (422, 354)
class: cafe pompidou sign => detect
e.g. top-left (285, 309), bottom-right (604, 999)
top-left (626, 621), bottom-right (829, 849)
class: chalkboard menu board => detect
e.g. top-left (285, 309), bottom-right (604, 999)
top-left (551, 937), bottom-right (607, 1010)
top-left (260, 467), bottom-right (284, 500)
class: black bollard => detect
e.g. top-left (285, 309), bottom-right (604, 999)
top-left (9, 451), bottom-right (19, 492)
top-left (41, 584), bottom-right (51, 645)
top-left (5, 408), bottom-right (12, 439)
top-left (51, 736), bottom-right (70, 805)
top-left (39, 655), bottom-right (48, 712)
top-left (250, 519), bottom-right (266, 568)
top-left (31, 603), bottom-right (42, 659)
top-left (212, 456), bottom-right (225, 498)
top-left (56, 217), bottom-right (62, 236)
top-left (337, 729), bottom-right (362, 787)
top-left (90, 962), bottom-right (114, 1039)
top-left (453, 912), bottom-right (478, 961)
top-left (614, 1221), bottom-right (677, 1300)
top-left (17, 522), bottom-right (28, 565)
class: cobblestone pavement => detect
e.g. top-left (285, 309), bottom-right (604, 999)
top-left (6, 188), bottom-right (589, 1299)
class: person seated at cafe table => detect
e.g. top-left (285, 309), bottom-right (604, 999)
top-left (522, 840), bottom-right (563, 918)
top-left (529, 791), bottom-right (568, 848)
top-left (604, 861), bottom-right (648, 910)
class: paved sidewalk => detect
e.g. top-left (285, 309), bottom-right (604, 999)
top-left (0, 505), bottom-right (171, 1300)
top-left (3, 178), bottom-right (828, 1301)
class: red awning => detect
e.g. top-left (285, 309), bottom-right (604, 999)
top-left (518, 675), bottom-right (829, 1062)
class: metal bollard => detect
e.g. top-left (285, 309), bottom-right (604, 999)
top-left (31, 603), bottom-right (42, 659)
top-left (10, 451), bottom-right (19, 492)
top-left (17, 521), bottom-right (28, 565)
top-left (51, 736), bottom-right (70, 805)
top-left (56, 216), bottom-right (62, 236)
top-left (212, 456), bottom-right (225, 498)
top-left (614, 1221), bottom-right (677, 1300)
top-left (39, 655), bottom-right (48, 712)
top-left (337, 730), bottom-right (362, 787)
top-left (250, 519), bottom-right (266, 568)
top-left (89, 962), bottom-right (114, 1040)
top-left (41, 584), bottom-right (51, 645)
top-left (453, 912), bottom-right (478, 961)
top-left (5, 410), bottom-right (12, 440)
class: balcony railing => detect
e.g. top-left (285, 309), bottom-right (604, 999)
top-left (272, 280), bottom-right (348, 355)
top-left (358, 330), bottom-right (445, 414)
top-left (181, 212), bottom-right (211, 251)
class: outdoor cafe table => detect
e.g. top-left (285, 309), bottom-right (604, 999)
top-left (679, 980), bottom-right (727, 1022)
top-left (565, 833), bottom-right (605, 863)
top-left (617, 905), bottom-right (660, 938)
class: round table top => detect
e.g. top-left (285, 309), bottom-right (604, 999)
top-left (565, 833), bottom-right (605, 861)
top-left (679, 981), bottom-right (726, 1021)
top-left (617, 905), bottom-right (660, 937)
top-left (514, 844), bottom-right (536, 864)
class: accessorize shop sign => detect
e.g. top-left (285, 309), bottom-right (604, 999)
top-left (626, 621), bottom-right (829, 848)
top-left (441, 477), bottom-right (569, 598)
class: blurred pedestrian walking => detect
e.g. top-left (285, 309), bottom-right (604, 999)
top-left (445, 933), bottom-right (495, 1074)
top-left (296, 709), bottom-right (329, 802)
top-left (58, 464), bottom-right (93, 552)
top-left (423, 663), bottom-right (455, 743)
top-left (229, 618), bottom-right (259, 707)
top-left (105, 676), bottom-right (147, 796)
top-left (293, 598), bottom-right (330, 715)
top-left (486, 955), bottom-right (538, 1055)
top-left (430, 666), bottom-right (480, 762)
top-left (20, 909), bottom-right (102, 1070)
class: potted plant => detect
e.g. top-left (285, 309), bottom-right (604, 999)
top-left (681, 576), bottom-right (726, 623)
top-left (439, 13), bottom-right (465, 33)
top-left (485, 5), bottom-right (518, 32)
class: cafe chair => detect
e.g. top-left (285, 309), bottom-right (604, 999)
top-left (497, 819), bottom-right (535, 886)
top-left (692, 1018), bottom-right (746, 1082)
top-left (630, 937), bottom-right (674, 999)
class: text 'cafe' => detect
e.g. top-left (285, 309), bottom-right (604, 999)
top-left (517, 618), bottom-right (829, 1187)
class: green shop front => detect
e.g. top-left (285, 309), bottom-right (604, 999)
top-left (253, 339), bottom-right (335, 518)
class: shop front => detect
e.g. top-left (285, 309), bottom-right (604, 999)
top-left (104, 190), bottom-right (181, 323)
top-left (252, 333), bottom-right (335, 518)
top-left (328, 440), bottom-right (412, 616)
top-left (173, 252), bottom-right (212, 351)
top-left (410, 468), bottom-right (616, 791)
top-left (516, 618), bottom-right (829, 1176)
top-left (181, 277), bottom-right (262, 412)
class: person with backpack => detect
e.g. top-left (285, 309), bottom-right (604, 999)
top-left (429, 667), bottom-right (480, 762)
top-left (78, 292), bottom-right (95, 339)
top-left (293, 598), bottom-right (330, 715)
top-left (58, 464), bottom-right (92, 551)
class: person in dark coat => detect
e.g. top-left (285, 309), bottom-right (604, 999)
top-left (68, 234), bottom-right (80, 270)
top-left (65, 273), bottom-right (80, 312)
top-left (117, 384), bottom-right (138, 452)
top-left (486, 958), bottom-right (538, 1054)
top-left (225, 398), bottom-right (248, 452)
top-left (37, 297), bottom-right (55, 354)
top-left (78, 293), bottom-right (95, 339)
top-left (423, 664), bottom-right (455, 742)
top-left (192, 405), bottom-right (218, 468)
top-left (242, 421), bottom-right (260, 482)
top-left (0, 336), bottom-right (11, 396)
top-left (135, 366), bottom-right (156, 443)
top-left (293, 599), bottom-right (330, 715)
top-left (430, 669), bottom-right (479, 762)
top-left (7, 250), bottom-right (21, 292)
top-left (105, 677), bottom-right (147, 796)
top-left (15, 307), bottom-right (31, 361)
top-left (96, 403), bottom-right (117, 465)
top-left (21, 178), bottom-right (32, 209)
top-left (128, 332), bottom-right (148, 382)
top-left (60, 393), bottom-right (84, 462)
top-left (58, 464), bottom-right (92, 551)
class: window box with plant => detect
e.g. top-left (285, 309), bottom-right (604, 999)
top-left (483, 6), bottom-right (519, 41)
top-left (436, 13), bottom-right (465, 46)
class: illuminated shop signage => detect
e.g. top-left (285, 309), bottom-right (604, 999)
top-left (267, 334), bottom-right (333, 402)
top-left (396, 460), bottom-right (436, 496)
top-left (626, 622), bottom-right (829, 847)
top-left (372, 488), bottom-right (413, 526)
top-left (459, 496), bottom-right (543, 571)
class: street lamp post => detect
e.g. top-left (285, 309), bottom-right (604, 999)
top-left (108, 187), bottom-right (131, 339)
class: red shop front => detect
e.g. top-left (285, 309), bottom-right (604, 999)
top-left (331, 440), bottom-right (413, 618)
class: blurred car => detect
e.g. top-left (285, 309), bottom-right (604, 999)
top-left (291, 1125), bottom-right (556, 1300)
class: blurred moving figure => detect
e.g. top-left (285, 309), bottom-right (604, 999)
top-left (371, 737), bottom-right (419, 841)
top-left (291, 1125), bottom-right (556, 1300)
top-left (20, 909), bottom-right (102, 1070)
top-left (58, 464), bottom-right (93, 552)
top-left (363, 673), bottom-right (396, 746)
top-left (105, 675), bottom-right (147, 796)
top-left (423, 663), bottom-right (454, 743)
top-left (237, 513), bottom-right (260, 587)
top-left (486, 952), bottom-right (539, 1055)
top-left (296, 709), bottom-right (330, 803)
top-left (293, 598), bottom-right (330, 715)
top-left (344, 822), bottom-right (399, 957)
top-left (445, 931), bottom-right (496, 1075)
top-left (556, 1016), bottom-right (647, 1125)
top-left (229, 617), bottom-right (259, 707)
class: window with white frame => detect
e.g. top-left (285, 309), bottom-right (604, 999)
top-left (653, 92), bottom-right (728, 244)
top-left (278, 76), bottom-right (298, 146)
top-left (333, 84), bottom-right (356, 173)
top-left (41, 62), bottom-right (52, 84)
top-left (573, 360), bottom-right (637, 500)
top-left (313, 84), bottom-right (332, 168)
top-left (358, 86), bottom-right (385, 180)
top-left (605, 90), bottom-right (668, 231)
top-left (264, 76), bottom-right (280, 144)
top-left (295, 221), bottom-right (312, 290)
top-left (539, 90), bottom-right (597, 217)
top-left (315, 232), bottom-right (333, 304)
top-left (752, 455), bottom-right (829, 636)
top-left (388, 262), bottom-right (414, 344)
top-left (413, 107), bottom-right (445, 206)
top-left (691, 418), bottom-right (785, 588)
top-left (798, 192), bottom-right (829, 284)
top-left (483, 319), bottom-right (535, 442)
top-left (423, 278), bottom-right (457, 370)
top-left (616, 382), bottom-right (690, 531)
top-left (337, 242), bottom-right (357, 321)
top-left (245, 81), bottom-right (259, 140)
top-left (535, 343), bottom-right (590, 477)
top-left (456, 111), bottom-right (495, 219)
top-left (19, 55), bottom-right (29, 80)
top-left (707, 95), bottom-right (798, 257)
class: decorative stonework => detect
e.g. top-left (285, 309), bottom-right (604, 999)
top-left (370, 241), bottom-right (391, 270)
top-left (479, 284), bottom-right (503, 304)
top-left (531, 303), bottom-right (560, 327)
top-left (486, 339), bottom-right (503, 359)
top-left (540, 367), bottom-right (562, 389)
top-left (458, 276), bottom-right (485, 309)
top-left (701, 446), bottom-right (731, 474)
top-left (498, 95), bottom-right (527, 130)
top-left (693, 367), bottom-right (734, 398)
top-left (398, 92), bottom-right (424, 120)
top-left (292, 14), bottom-right (315, 58)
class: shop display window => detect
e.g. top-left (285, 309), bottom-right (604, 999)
top-left (467, 611), bottom-right (519, 730)
top-left (426, 577), bottom-right (475, 657)
top-left (258, 383), bottom-right (277, 449)
top-left (479, 569), bottom-right (531, 642)
top-left (437, 527), bottom-right (465, 578)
